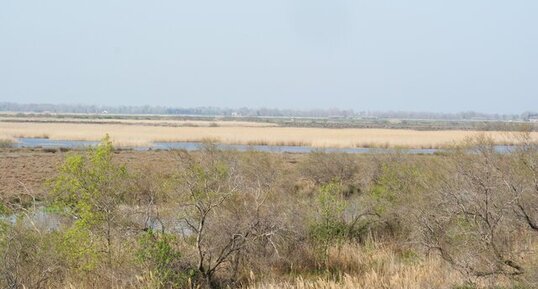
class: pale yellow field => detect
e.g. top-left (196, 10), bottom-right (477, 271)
top-left (1, 121), bottom-right (536, 148)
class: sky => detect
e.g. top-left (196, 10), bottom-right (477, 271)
top-left (0, 0), bottom-right (537, 114)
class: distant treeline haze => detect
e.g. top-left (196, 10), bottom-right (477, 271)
top-left (1, 102), bottom-right (535, 120)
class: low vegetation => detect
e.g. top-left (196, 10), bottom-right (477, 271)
top-left (0, 133), bottom-right (537, 288)
top-left (0, 139), bottom-right (14, 148)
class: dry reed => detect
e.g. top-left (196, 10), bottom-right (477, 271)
top-left (1, 121), bottom-right (537, 149)
top-left (248, 243), bottom-right (512, 289)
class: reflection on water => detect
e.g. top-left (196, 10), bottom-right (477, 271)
top-left (1, 208), bottom-right (61, 231)
top-left (16, 138), bottom-right (99, 148)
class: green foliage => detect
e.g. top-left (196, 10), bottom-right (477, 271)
top-left (49, 134), bottom-right (128, 271)
top-left (0, 220), bottom-right (8, 253)
top-left (190, 162), bottom-right (229, 197)
top-left (0, 202), bottom-right (9, 216)
top-left (308, 182), bottom-right (348, 267)
top-left (369, 163), bottom-right (405, 214)
top-left (51, 134), bottom-right (127, 217)
top-left (137, 229), bottom-right (192, 288)
top-left (397, 248), bottom-right (420, 265)
top-left (59, 221), bottom-right (101, 271)
top-left (367, 159), bottom-right (439, 239)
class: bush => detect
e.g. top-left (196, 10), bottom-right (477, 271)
top-left (299, 151), bottom-right (359, 189)
top-left (137, 229), bottom-right (193, 288)
top-left (0, 220), bottom-right (65, 289)
top-left (308, 182), bottom-right (348, 269)
top-left (49, 134), bottom-right (129, 271)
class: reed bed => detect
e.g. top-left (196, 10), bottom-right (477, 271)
top-left (1, 121), bottom-right (536, 149)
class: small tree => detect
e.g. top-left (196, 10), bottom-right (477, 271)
top-left (179, 155), bottom-right (239, 287)
top-left (50, 134), bottom-right (128, 271)
top-left (177, 148), bottom-right (279, 288)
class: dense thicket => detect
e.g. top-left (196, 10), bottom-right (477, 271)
top-left (0, 134), bottom-right (537, 289)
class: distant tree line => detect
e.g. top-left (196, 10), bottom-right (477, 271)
top-left (0, 102), bottom-right (534, 121)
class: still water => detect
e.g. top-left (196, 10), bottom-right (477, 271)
top-left (15, 138), bottom-right (515, 154)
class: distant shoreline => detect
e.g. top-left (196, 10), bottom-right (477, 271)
top-left (0, 112), bottom-right (535, 132)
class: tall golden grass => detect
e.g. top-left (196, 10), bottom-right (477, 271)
top-left (1, 121), bottom-right (536, 148)
top-left (248, 243), bottom-right (511, 289)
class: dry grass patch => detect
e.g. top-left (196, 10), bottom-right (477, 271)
top-left (249, 244), bottom-right (461, 289)
top-left (249, 243), bottom-right (515, 289)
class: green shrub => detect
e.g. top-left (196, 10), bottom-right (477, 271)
top-left (50, 134), bottom-right (129, 271)
top-left (308, 182), bottom-right (348, 268)
top-left (137, 229), bottom-right (193, 288)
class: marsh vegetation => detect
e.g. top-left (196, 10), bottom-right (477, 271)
top-left (2, 120), bottom-right (537, 149)
top-left (0, 133), bottom-right (537, 288)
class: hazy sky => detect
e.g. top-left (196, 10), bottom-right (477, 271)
top-left (1, 0), bottom-right (537, 113)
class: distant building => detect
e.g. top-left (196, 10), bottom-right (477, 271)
top-left (529, 114), bottom-right (538, 123)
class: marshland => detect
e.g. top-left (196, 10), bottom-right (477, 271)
top-left (1, 130), bottom-right (538, 288)
top-left (2, 115), bottom-right (537, 149)
top-left (2, 0), bottom-right (538, 288)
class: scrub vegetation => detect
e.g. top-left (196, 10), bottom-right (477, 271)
top-left (0, 133), bottom-right (537, 288)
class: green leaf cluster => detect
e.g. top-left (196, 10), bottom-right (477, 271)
top-left (308, 182), bottom-right (348, 267)
top-left (49, 134), bottom-right (128, 271)
top-left (137, 229), bottom-right (193, 288)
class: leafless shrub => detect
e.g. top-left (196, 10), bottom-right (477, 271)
top-left (421, 134), bottom-right (538, 280)
top-left (0, 220), bottom-right (65, 289)
top-left (299, 151), bottom-right (361, 197)
top-left (174, 147), bottom-right (286, 288)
